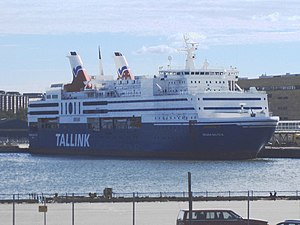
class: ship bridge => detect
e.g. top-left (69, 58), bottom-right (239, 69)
top-left (156, 36), bottom-right (241, 95)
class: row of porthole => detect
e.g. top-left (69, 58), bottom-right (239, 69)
top-left (155, 116), bottom-right (197, 120)
top-left (190, 80), bottom-right (226, 84)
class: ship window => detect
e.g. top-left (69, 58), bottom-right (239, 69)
top-left (68, 102), bottom-right (73, 114)
top-left (196, 72), bottom-right (199, 75)
top-left (65, 102), bottom-right (67, 114)
top-left (37, 118), bottom-right (59, 129)
top-left (52, 95), bottom-right (58, 99)
top-left (191, 72), bottom-right (195, 75)
top-left (115, 119), bottom-right (128, 129)
top-left (205, 72), bottom-right (209, 75)
top-left (87, 118), bottom-right (100, 131)
top-left (61, 103), bottom-right (63, 114)
top-left (210, 72), bottom-right (214, 75)
top-left (200, 72), bottom-right (204, 75)
top-left (29, 122), bottom-right (38, 132)
top-left (198, 81), bottom-right (200, 83)
top-left (185, 72), bottom-right (189, 75)
top-left (128, 117), bottom-right (141, 129)
top-left (101, 119), bottom-right (113, 129)
top-left (46, 95), bottom-right (51, 99)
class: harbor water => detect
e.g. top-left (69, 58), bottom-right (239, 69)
top-left (0, 153), bottom-right (299, 194)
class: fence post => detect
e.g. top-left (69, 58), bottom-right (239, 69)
top-left (43, 194), bottom-right (47, 225)
top-left (13, 194), bottom-right (15, 225)
top-left (188, 172), bottom-right (192, 225)
top-left (247, 191), bottom-right (250, 225)
top-left (72, 193), bottom-right (75, 225)
top-left (133, 192), bottom-right (135, 225)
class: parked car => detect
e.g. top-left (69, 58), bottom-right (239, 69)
top-left (277, 220), bottom-right (300, 225)
top-left (176, 209), bottom-right (268, 225)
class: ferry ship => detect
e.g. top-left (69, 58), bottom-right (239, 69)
top-left (28, 37), bottom-right (278, 159)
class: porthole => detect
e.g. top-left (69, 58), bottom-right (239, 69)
top-left (68, 102), bottom-right (73, 114)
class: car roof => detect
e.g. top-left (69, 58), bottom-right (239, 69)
top-left (277, 220), bottom-right (300, 224)
top-left (180, 209), bottom-right (233, 212)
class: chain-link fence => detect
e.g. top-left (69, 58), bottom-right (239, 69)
top-left (1, 191), bottom-right (300, 225)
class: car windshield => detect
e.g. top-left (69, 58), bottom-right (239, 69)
top-left (177, 211), bottom-right (185, 221)
top-left (226, 211), bottom-right (242, 219)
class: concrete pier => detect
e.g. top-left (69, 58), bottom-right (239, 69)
top-left (1, 200), bottom-right (299, 225)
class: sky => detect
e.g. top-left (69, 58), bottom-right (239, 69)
top-left (1, 0), bottom-right (300, 93)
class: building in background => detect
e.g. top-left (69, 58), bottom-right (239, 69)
top-left (0, 91), bottom-right (28, 114)
top-left (0, 91), bottom-right (43, 115)
top-left (238, 73), bottom-right (300, 120)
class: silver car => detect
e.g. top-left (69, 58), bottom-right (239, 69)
top-left (277, 220), bottom-right (300, 225)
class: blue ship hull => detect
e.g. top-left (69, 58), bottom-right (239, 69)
top-left (29, 119), bottom-right (277, 160)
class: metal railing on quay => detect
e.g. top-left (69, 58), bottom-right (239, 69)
top-left (1, 190), bottom-right (300, 203)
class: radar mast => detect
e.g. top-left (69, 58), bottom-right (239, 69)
top-left (181, 35), bottom-right (199, 71)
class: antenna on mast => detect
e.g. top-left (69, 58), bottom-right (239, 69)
top-left (182, 34), bottom-right (198, 71)
top-left (167, 56), bottom-right (172, 69)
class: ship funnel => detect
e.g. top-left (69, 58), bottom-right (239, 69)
top-left (64, 51), bottom-right (91, 92)
top-left (113, 52), bottom-right (134, 80)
